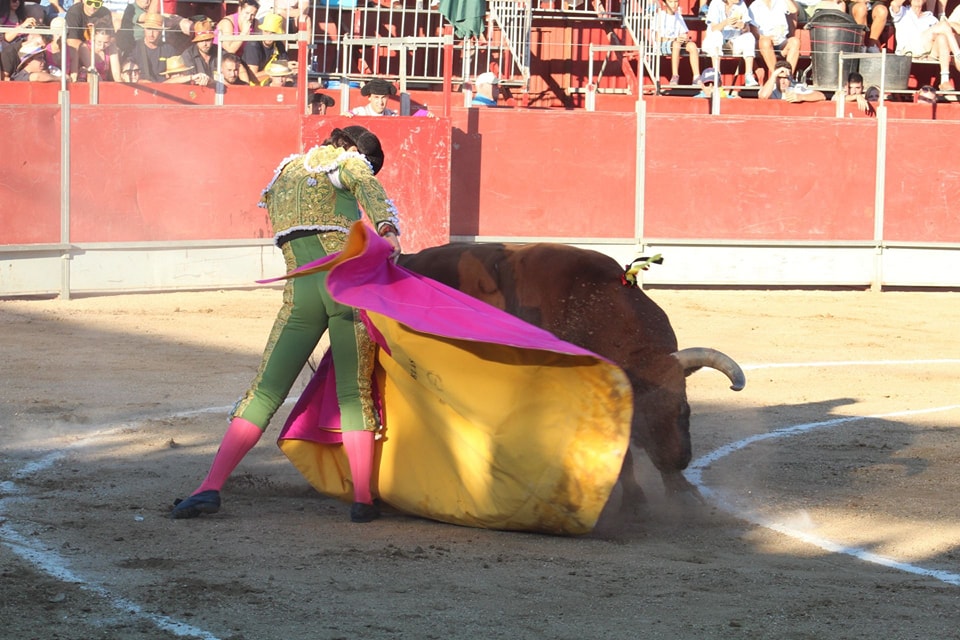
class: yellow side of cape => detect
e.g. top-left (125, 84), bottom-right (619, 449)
top-left (280, 311), bottom-right (632, 535)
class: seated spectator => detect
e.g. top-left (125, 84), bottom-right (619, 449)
top-left (849, 0), bottom-right (889, 52)
top-left (864, 84), bottom-right (882, 102)
top-left (751, 0), bottom-right (800, 77)
top-left (702, 0), bottom-right (759, 86)
top-left (264, 59), bottom-right (292, 85)
top-left (311, 90), bottom-right (335, 114)
top-left (218, 51), bottom-right (244, 85)
top-left (118, 56), bottom-right (140, 82)
top-left (915, 83), bottom-right (938, 103)
top-left (350, 77), bottom-right (399, 115)
top-left (693, 66), bottom-right (734, 97)
top-left (78, 16), bottom-right (117, 80)
top-left (1, 29), bottom-right (34, 81)
top-left (117, 0), bottom-right (156, 58)
top-left (12, 40), bottom-right (57, 80)
top-left (64, 0), bottom-right (116, 81)
top-left (129, 11), bottom-right (175, 82)
top-left (178, 17), bottom-right (217, 86)
top-left (653, 0), bottom-right (702, 86)
top-left (217, 0), bottom-right (259, 57)
top-left (758, 58), bottom-right (827, 100)
top-left (159, 54), bottom-right (194, 83)
top-left (471, 71), bottom-right (499, 106)
top-left (2, 0), bottom-right (40, 81)
top-left (833, 71), bottom-right (874, 113)
top-left (242, 11), bottom-right (286, 85)
top-left (116, 1), bottom-right (193, 56)
top-left (2, 0), bottom-right (36, 47)
top-left (891, 0), bottom-right (960, 90)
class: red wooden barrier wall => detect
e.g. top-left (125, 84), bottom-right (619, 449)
top-left (3, 100), bottom-right (960, 263)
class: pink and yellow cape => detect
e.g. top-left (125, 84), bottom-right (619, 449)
top-left (266, 223), bottom-right (632, 535)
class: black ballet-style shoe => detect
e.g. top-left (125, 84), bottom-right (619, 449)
top-left (170, 490), bottom-right (221, 519)
top-left (350, 501), bottom-right (380, 523)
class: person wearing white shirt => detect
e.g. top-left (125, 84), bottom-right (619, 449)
top-left (891, 0), bottom-right (960, 90)
top-left (751, 0), bottom-right (800, 78)
top-left (702, 0), bottom-right (759, 86)
top-left (349, 77), bottom-right (399, 116)
top-left (653, 0), bottom-right (703, 85)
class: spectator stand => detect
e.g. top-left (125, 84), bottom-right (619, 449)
top-left (306, 0), bottom-right (631, 107)
top-left (625, 0), bottom-right (779, 96)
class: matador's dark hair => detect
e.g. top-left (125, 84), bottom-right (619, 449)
top-left (323, 126), bottom-right (385, 175)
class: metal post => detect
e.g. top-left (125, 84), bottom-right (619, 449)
top-left (59, 90), bottom-right (71, 301)
top-left (836, 52), bottom-right (845, 118)
top-left (443, 27), bottom-right (454, 118)
top-left (634, 96), bottom-right (647, 286)
top-left (872, 51), bottom-right (888, 292)
top-left (297, 15), bottom-right (309, 119)
top-left (215, 46), bottom-right (225, 106)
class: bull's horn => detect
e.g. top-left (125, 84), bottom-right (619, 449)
top-left (672, 347), bottom-right (746, 391)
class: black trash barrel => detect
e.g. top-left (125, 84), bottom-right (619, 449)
top-left (805, 9), bottom-right (866, 90)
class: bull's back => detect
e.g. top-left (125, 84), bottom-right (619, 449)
top-left (400, 242), bottom-right (677, 355)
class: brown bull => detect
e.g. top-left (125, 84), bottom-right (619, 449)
top-left (398, 242), bottom-right (745, 508)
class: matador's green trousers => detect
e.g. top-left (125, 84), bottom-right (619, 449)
top-left (231, 234), bottom-right (378, 433)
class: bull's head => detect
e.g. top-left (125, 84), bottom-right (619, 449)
top-left (627, 348), bottom-right (744, 490)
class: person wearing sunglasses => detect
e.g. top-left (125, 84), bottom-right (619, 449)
top-left (64, 0), bottom-right (117, 81)
top-left (119, 59), bottom-right (141, 83)
top-left (915, 84), bottom-right (938, 105)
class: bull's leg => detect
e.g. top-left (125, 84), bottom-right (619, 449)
top-left (660, 470), bottom-right (705, 504)
top-left (618, 448), bottom-right (647, 515)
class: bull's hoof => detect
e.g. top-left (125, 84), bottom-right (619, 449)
top-left (662, 472), bottom-right (706, 505)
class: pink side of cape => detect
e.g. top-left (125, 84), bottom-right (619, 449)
top-left (277, 227), bottom-right (604, 445)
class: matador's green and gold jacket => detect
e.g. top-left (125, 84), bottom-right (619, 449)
top-left (259, 145), bottom-right (401, 254)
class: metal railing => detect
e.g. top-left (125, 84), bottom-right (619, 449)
top-left (621, 0), bottom-right (657, 91)
top-left (308, 0), bottom-right (625, 89)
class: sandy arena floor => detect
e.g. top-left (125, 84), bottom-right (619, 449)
top-left (1, 287), bottom-right (959, 640)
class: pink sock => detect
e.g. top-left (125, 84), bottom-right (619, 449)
top-left (341, 430), bottom-right (375, 504)
top-left (195, 417), bottom-right (264, 494)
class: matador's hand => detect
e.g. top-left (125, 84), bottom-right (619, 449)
top-left (382, 231), bottom-right (401, 263)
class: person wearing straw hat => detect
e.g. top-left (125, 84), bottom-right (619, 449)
top-left (242, 11), bottom-right (287, 85)
top-left (159, 53), bottom-right (195, 83)
top-left (170, 125), bottom-right (401, 524)
top-left (178, 16), bottom-right (218, 86)
top-left (265, 58), bottom-right (293, 86)
top-left (129, 11), bottom-right (175, 82)
top-left (11, 39), bottom-right (57, 81)
top-left (117, 0), bottom-right (152, 56)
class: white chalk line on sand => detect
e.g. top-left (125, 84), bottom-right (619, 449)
top-left (0, 415), bottom-right (233, 640)
top-left (689, 358), bottom-right (960, 587)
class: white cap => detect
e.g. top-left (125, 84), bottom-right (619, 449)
top-left (476, 71), bottom-right (499, 85)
